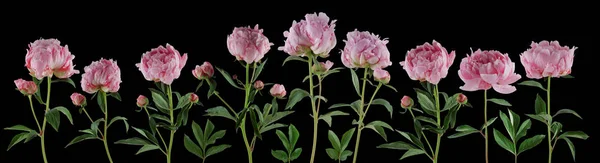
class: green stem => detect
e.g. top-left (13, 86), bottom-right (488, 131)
top-left (82, 107), bottom-right (104, 138)
top-left (433, 84), bottom-right (441, 163)
top-left (28, 96), bottom-right (42, 132)
top-left (408, 108), bottom-right (435, 157)
top-left (515, 154), bottom-right (518, 163)
top-left (241, 62), bottom-right (253, 163)
top-left (546, 77), bottom-right (552, 163)
top-left (101, 91), bottom-right (114, 163)
top-left (206, 80), bottom-right (238, 119)
top-left (308, 56), bottom-right (319, 163)
top-left (351, 68), bottom-right (369, 163)
top-left (167, 85), bottom-right (174, 163)
top-left (484, 89), bottom-right (489, 163)
top-left (40, 76), bottom-right (51, 163)
top-left (143, 106), bottom-right (168, 151)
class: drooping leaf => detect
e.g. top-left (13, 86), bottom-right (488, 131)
top-left (396, 130), bottom-right (424, 149)
top-left (340, 128), bottom-right (356, 150)
top-left (416, 91), bottom-right (435, 113)
top-left (313, 95), bottom-right (328, 103)
top-left (271, 150), bottom-right (288, 162)
top-left (65, 134), bottom-right (98, 148)
top-left (282, 55), bottom-right (308, 66)
top-left (216, 67), bottom-right (244, 90)
top-left (6, 132), bottom-right (29, 150)
top-left (384, 84), bottom-right (398, 92)
top-left (371, 98), bottom-right (394, 118)
top-left (488, 98), bottom-right (512, 106)
top-left (151, 114), bottom-right (170, 123)
top-left (327, 130), bottom-right (341, 152)
top-left (551, 122), bottom-right (563, 139)
top-left (204, 106), bottom-right (236, 122)
top-left (376, 141), bottom-right (416, 150)
top-left (349, 69), bottom-right (361, 97)
top-left (45, 108), bottom-right (61, 132)
top-left (562, 137), bottom-right (577, 161)
top-left (328, 103), bottom-right (350, 110)
top-left (132, 127), bottom-right (158, 145)
top-left (4, 125), bottom-right (35, 132)
top-left (518, 80), bottom-right (547, 91)
top-left (285, 88), bottom-right (310, 110)
top-left (206, 144), bottom-right (231, 157)
top-left (115, 137), bottom-right (153, 146)
top-left (400, 149), bottom-right (426, 160)
top-left (109, 116), bottom-right (129, 133)
top-left (553, 109), bottom-right (582, 119)
top-left (319, 111), bottom-right (349, 127)
top-left (365, 121), bottom-right (393, 141)
top-left (448, 130), bottom-right (480, 139)
top-left (183, 135), bottom-right (204, 159)
top-left (23, 131), bottom-right (38, 143)
top-left (534, 94), bottom-right (547, 114)
top-left (493, 129), bottom-right (515, 154)
top-left (207, 79), bottom-right (218, 99)
top-left (518, 135), bottom-right (545, 154)
top-left (525, 114), bottom-right (548, 125)
top-left (54, 106), bottom-right (73, 125)
top-left (91, 118), bottom-right (104, 136)
top-left (52, 78), bottom-right (76, 88)
top-left (136, 144), bottom-right (161, 155)
top-left (559, 131), bottom-right (589, 140)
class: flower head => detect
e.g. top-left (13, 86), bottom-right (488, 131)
top-left (25, 38), bottom-right (79, 79)
top-left (520, 40), bottom-right (577, 79)
top-left (81, 58), bottom-right (122, 94)
top-left (341, 30), bottom-right (392, 69)
top-left (400, 40), bottom-right (455, 85)
top-left (14, 79), bottom-right (37, 95)
top-left (458, 49), bottom-right (521, 94)
top-left (136, 44), bottom-right (188, 85)
top-left (373, 68), bottom-right (391, 84)
top-left (71, 93), bottom-right (86, 107)
top-left (193, 62), bottom-right (214, 80)
top-left (279, 12), bottom-right (337, 58)
top-left (270, 84), bottom-right (287, 98)
top-left (227, 25), bottom-right (273, 64)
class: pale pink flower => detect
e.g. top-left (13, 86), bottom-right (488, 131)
top-left (25, 38), bottom-right (79, 79)
top-left (137, 95), bottom-right (148, 107)
top-left (270, 84), bottom-right (287, 98)
top-left (190, 93), bottom-right (199, 104)
top-left (458, 49), bottom-right (522, 94)
top-left (14, 79), bottom-right (37, 95)
top-left (341, 29), bottom-right (392, 69)
top-left (373, 68), bottom-right (391, 84)
top-left (457, 93), bottom-right (468, 104)
top-left (227, 25), bottom-right (273, 64)
top-left (254, 80), bottom-right (264, 90)
top-left (70, 93), bottom-right (86, 106)
top-left (400, 40), bottom-right (455, 85)
top-left (401, 96), bottom-right (413, 109)
top-left (136, 44), bottom-right (188, 85)
top-left (520, 40), bottom-right (577, 79)
top-left (81, 58), bottom-right (122, 94)
top-left (193, 62), bottom-right (214, 80)
top-left (279, 12), bottom-right (337, 58)
top-left (312, 60), bottom-right (334, 73)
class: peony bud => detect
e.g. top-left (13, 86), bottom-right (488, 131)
top-left (401, 96), bottom-right (413, 109)
top-left (457, 93), bottom-right (468, 104)
top-left (190, 93), bottom-right (199, 104)
top-left (270, 84), bottom-right (287, 98)
top-left (312, 60), bottom-right (334, 74)
top-left (373, 68), bottom-right (391, 84)
top-left (14, 79), bottom-right (37, 96)
top-left (192, 62), bottom-right (214, 80)
top-left (70, 93), bottom-right (86, 107)
top-left (137, 95), bottom-right (148, 107)
top-left (254, 80), bottom-right (264, 90)
top-left (232, 74), bottom-right (238, 80)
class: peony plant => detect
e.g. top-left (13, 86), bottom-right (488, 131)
top-left (517, 41), bottom-right (588, 163)
top-left (6, 38), bottom-right (78, 163)
top-left (378, 40), bottom-right (467, 163)
top-left (492, 109), bottom-right (546, 163)
top-left (116, 44), bottom-right (197, 163)
top-left (183, 119), bottom-right (231, 163)
top-left (201, 25), bottom-right (294, 163)
top-left (279, 12), bottom-right (344, 163)
top-left (65, 58), bottom-right (128, 163)
top-left (271, 124), bottom-right (302, 163)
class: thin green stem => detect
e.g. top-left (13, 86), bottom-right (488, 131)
top-left (515, 155), bottom-right (518, 163)
top-left (82, 107), bottom-right (104, 138)
top-left (167, 85), bottom-right (174, 163)
top-left (546, 77), bottom-right (552, 163)
top-left (143, 106), bottom-right (168, 150)
top-left (362, 83), bottom-right (382, 117)
top-left (101, 91), bottom-right (114, 163)
top-left (484, 89), bottom-right (489, 163)
top-left (241, 62), bottom-right (253, 163)
top-left (206, 79), bottom-right (238, 119)
top-left (28, 96), bottom-right (42, 132)
top-left (408, 108), bottom-right (435, 156)
top-left (351, 68), bottom-right (369, 163)
top-left (308, 56), bottom-right (319, 163)
top-left (433, 84), bottom-right (441, 163)
top-left (40, 76), bottom-right (51, 163)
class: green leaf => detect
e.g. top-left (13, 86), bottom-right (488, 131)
top-left (132, 127), bottom-right (158, 145)
top-left (115, 137), bottom-right (153, 146)
top-left (276, 130), bottom-right (290, 151)
top-left (183, 135), bottom-right (204, 159)
top-left (151, 114), bottom-right (170, 123)
top-left (488, 98), bottom-right (512, 106)
top-left (365, 121), bottom-right (393, 141)
top-left (371, 98), bottom-right (394, 118)
top-left (216, 67), bottom-right (244, 90)
top-left (518, 80), bottom-right (547, 91)
top-left (91, 118), bottom-right (104, 136)
top-left (6, 132), bottom-right (29, 150)
top-left (288, 125), bottom-right (300, 149)
top-left (291, 148), bottom-right (302, 160)
top-left (339, 150), bottom-right (353, 161)
top-left (263, 111), bottom-right (294, 127)
top-left (206, 144), bottom-right (231, 157)
top-left (327, 130), bottom-right (341, 151)
top-left (136, 144), bottom-right (161, 155)
top-left (248, 109), bottom-right (261, 139)
top-left (54, 106), bottom-right (73, 125)
top-left (416, 116), bottom-right (437, 126)
top-left (515, 119), bottom-right (532, 141)
top-left (376, 141), bottom-right (416, 150)
top-left (282, 55), bottom-right (308, 66)
top-left (562, 137), bottom-right (577, 161)
top-left (260, 123), bottom-right (287, 134)
top-left (204, 106), bottom-right (236, 122)
top-left (151, 91), bottom-right (168, 110)
top-left (400, 149), bottom-right (426, 160)
top-left (534, 94), bottom-right (547, 114)
top-left (325, 148), bottom-right (338, 160)
top-left (553, 109), bottom-right (582, 119)
top-left (79, 129), bottom-right (95, 135)
top-left (319, 111), bottom-right (349, 127)
top-left (340, 128), bottom-right (356, 150)
top-left (108, 92), bottom-right (122, 101)
top-left (204, 120), bottom-right (216, 142)
top-left (384, 84), bottom-right (398, 92)
top-left (442, 94), bottom-right (459, 112)
top-left (481, 117), bottom-right (498, 130)
top-left (525, 114), bottom-right (547, 125)
top-left (328, 103), bottom-right (350, 110)
top-left (271, 98), bottom-right (279, 113)
top-left (493, 128), bottom-right (515, 154)
top-left (207, 79), bottom-right (217, 98)
top-left (499, 111), bottom-right (515, 141)
top-left (562, 74), bottom-right (574, 78)
top-left (176, 93), bottom-right (191, 109)
top-left (396, 130), bottom-right (424, 149)
top-left (416, 91), bottom-right (435, 113)
top-left (349, 69), bottom-right (361, 97)
top-left (551, 122), bottom-right (563, 138)
top-left (207, 130), bottom-right (226, 146)
top-left (448, 130), bottom-right (480, 139)
top-left (65, 134), bottom-right (98, 148)
top-left (45, 108), bottom-right (61, 132)
top-left (285, 88), bottom-right (310, 110)
top-left (176, 105), bottom-right (192, 127)
top-left (559, 131), bottom-right (589, 140)
top-left (52, 78), bottom-right (76, 88)
top-left (195, 80), bottom-right (204, 92)
top-left (34, 92), bottom-right (45, 105)
top-left (253, 59), bottom-right (267, 82)
top-left (518, 135), bottom-right (545, 154)
top-left (23, 131), bottom-right (38, 143)
top-left (4, 125), bottom-right (35, 132)
top-left (191, 121), bottom-right (205, 150)
top-left (108, 116), bottom-right (129, 133)
top-left (456, 125), bottom-right (478, 132)
top-left (313, 95), bottom-right (328, 103)
top-left (97, 92), bottom-right (106, 113)
top-left (272, 150), bottom-right (288, 162)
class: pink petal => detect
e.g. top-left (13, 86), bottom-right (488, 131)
top-left (492, 84), bottom-right (516, 94)
top-left (480, 74), bottom-right (498, 84)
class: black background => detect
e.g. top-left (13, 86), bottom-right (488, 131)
top-left (1, 4), bottom-right (597, 163)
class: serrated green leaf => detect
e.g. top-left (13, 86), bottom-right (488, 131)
top-left (553, 109), bottom-right (582, 119)
top-left (136, 144), bottom-right (160, 155)
top-left (291, 148), bottom-right (302, 160)
top-left (339, 150), bottom-right (353, 161)
top-left (45, 108), bottom-right (61, 132)
top-left (152, 91), bottom-right (168, 111)
top-left (488, 98), bottom-right (512, 106)
top-left (115, 137), bottom-right (153, 146)
top-left (183, 135), bottom-right (204, 159)
top-left (518, 135), bottom-right (545, 154)
top-left (376, 141), bottom-right (416, 150)
top-left (285, 88), bottom-right (310, 110)
top-left (319, 111), bottom-right (349, 127)
top-left (206, 144), bottom-right (231, 157)
top-left (340, 128), bottom-right (355, 150)
top-left (272, 150), bottom-right (288, 162)
top-left (216, 67), bottom-right (244, 90)
top-left (52, 78), bottom-right (76, 88)
top-left (518, 80), bottom-right (547, 91)
top-left (4, 125), bottom-right (35, 132)
top-left (400, 149), bottom-right (426, 160)
top-left (288, 125), bottom-right (299, 149)
top-left (109, 116), bottom-right (129, 133)
top-left (65, 134), bottom-right (98, 148)
top-left (371, 98), bottom-right (394, 118)
top-left (282, 55), bottom-right (308, 66)
top-left (327, 130), bottom-right (341, 152)
top-left (204, 106), bottom-right (236, 122)
top-left (559, 131), bottom-right (589, 140)
top-left (325, 148), bottom-right (338, 160)
top-left (6, 132), bottom-right (29, 150)
top-left (349, 69), bottom-right (361, 97)
top-left (416, 91), bottom-right (435, 113)
top-left (493, 129), bottom-right (515, 154)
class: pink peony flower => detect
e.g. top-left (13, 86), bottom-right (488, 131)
top-left (520, 40), bottom-right (577, 79)
top-left (70, 93), bottom-right (86, 106)
top-left (279, 12), bottom-right (337, 58)
top-left (136, 44), bottom-right (188, 85)
top-left (401, 96), bottom-right (413, 109)
top-left (227, 25), bottom-right (273, 64)
top-left (458, 49), bottom-right (522, 94)
top-left (457, 93), bottom-right (468, 104)
top-left (25, 38), bottom-right (79, 79)
top-left (270, 84), bottom-right (287, 98)
top-left (137, 95), bottom-right (148, 107)
top-left (341, 29), bottom-right (392, 69)
top-left (14, 79), bottom-right (37, 95)
top-left (400, 40), bottom-right (455, 85)
top-left (190, 93), bottom-right (199, 104)
top-left (373, 68), bottom-right (391, 84)
top-left (254, 80), bottom-right (264, 90)
top-left (193, 62), bottom-right (214, 80)
top-left (312, 60), bottom-right (334, 73)
top-left (81, 58), bottom-right (122, 94)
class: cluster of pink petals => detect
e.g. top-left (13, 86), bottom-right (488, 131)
top-left (227, 25), bottom-right (273, 64)
top-left (70, 93), bottom-right (86, 106)
top-left (137, 95), bottom-right (148, 107)
top-left (373, 68), bottom-right (391, 84)
top-left (400, 40), bottom-right (455, 85)
top-left (341, 30), bottom-right (392, 69)
top-left (458, 49), bottom-right (521, 94)
top-left (520, 40), bottom-right (576, 79)
top-left (279, 12), bottom-right (337, 58)
top-left (193, 62), bottom-right (214, 80)
top-left (136, 44), bottom-right (188, 85)
top-left (25, 38), bottom-right (79, 79)
top-left (270, 84), bottom-right (287, 98)
top-left (313, 60), bottom-right (334, 73)
top-left (254, 80), bottom-right (265, 90)
top-left (81, 58), bottom-right (122, 94)
top-left (14, 79), bottom-right (37, 95)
